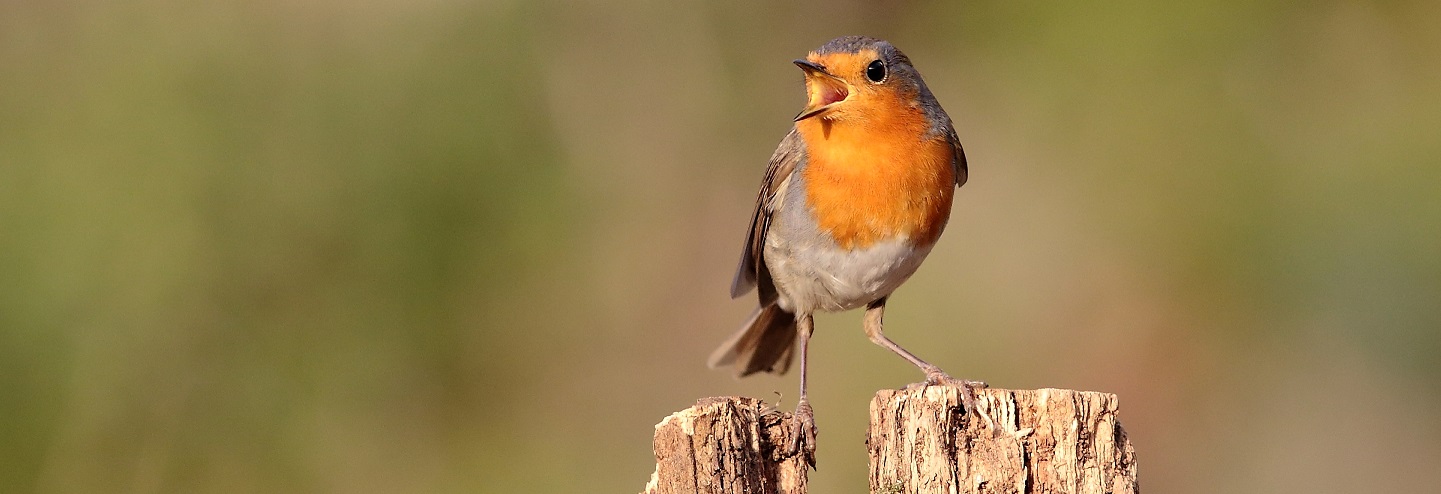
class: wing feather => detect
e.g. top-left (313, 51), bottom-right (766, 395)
top-left (729, 128), bottom-right (804, 303)
top-left (948, 125), bottom-right (969, 188)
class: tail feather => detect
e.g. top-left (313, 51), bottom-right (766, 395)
top-left (708, 304), bottom-right (798, 377)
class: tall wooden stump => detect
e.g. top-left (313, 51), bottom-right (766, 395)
top-left (642, 387), bottom-right (1137, 494)
top-left (869, 385), bottom-right (1137, 494)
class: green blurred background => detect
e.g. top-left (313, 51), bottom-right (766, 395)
top-left (3, 0), bottom-right (1439, 492)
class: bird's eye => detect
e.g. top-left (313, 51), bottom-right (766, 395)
top-left (866, 60), bottom-right (886, 83)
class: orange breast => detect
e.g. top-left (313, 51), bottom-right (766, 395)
top-left (797, 101), bottom-right (955, 250)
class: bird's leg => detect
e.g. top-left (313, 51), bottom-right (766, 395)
top-left (787, 312), bottom-right (818, 467)
top-left (863, 298), bottom-right (987, 414)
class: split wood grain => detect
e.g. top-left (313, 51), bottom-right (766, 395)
top-left (642, 387), bottom-right (1137, 494)
top-left (869, 385), bottom-right (1137, 494)
top-left (642, 397), bottom-right (807, 494)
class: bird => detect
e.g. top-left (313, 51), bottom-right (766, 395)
top-left (709, 36), bottom-right (983, 467)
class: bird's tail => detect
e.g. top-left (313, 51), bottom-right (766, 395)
top-left (708, 303), bottom-right (798, 377)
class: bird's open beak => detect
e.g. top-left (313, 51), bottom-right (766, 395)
top-left (793, 59), bottom-right (849, 121)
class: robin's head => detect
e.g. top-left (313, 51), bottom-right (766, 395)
top-left (792, 36), bottom-right (940, 124)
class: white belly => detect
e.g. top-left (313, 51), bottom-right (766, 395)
top-left (763, 235), bottom-right (934, 314)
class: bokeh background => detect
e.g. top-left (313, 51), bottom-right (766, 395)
top-left (3, 0), bottom-right (1440, 492)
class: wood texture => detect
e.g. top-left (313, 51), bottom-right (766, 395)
top-left (869, 385), bottom-right (1137, 494)
top-left (643, 387), bottom-right (1136, 494)
top-left (642, 397), bottom-right (808, 494)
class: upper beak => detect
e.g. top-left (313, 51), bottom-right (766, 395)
top-left (793, 59), bottom-right (849, 121)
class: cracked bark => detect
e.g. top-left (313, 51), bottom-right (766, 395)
top-left (642, 387), bottom-right (1136, 494)
top-left (869, 385), bottom-right (1137, 494)
top-left (642, 397), bottom-right (808, 494)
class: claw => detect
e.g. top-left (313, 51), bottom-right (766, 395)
top-left (786, 400), bottom-right (817, 468)
top-left (917, 367), bottom-right (989, 427)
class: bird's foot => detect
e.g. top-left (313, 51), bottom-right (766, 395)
top-left (786, 399), bottom-right (817, 468)
top-left (920, 366), bottom-right (988, 426)
top-left (921, 366), bottom-right (985, 389)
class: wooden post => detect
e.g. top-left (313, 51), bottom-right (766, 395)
top-left (643, 386), bottom-right (1137, 494)
top-left (869, 385), bottom-right (1137, 494)
top-left (642, 397), bottom-right (808, 494)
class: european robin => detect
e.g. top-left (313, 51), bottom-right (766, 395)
top-left (709, 36), bottom-right (984, 466)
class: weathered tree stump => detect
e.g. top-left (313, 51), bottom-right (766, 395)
top-left (642, 397), bottom-right (808, 494)
top-left (642, 386), bottom-right (1137, 494)
top-left (870, 385), bottom-right (1137, 494)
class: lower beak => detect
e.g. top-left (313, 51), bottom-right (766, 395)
top-left (793, 59), bottom-right (849, 121)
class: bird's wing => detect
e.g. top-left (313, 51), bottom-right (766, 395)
top-left (948, 125), bottom-right (969, 188)
top-left (729, 127), bottom-right (804, 302)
